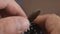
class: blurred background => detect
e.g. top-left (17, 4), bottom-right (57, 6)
top-left (16, 0), bottom-right (60, 16)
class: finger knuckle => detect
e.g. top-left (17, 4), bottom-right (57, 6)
top-left (46, 14), bottom-right (57, 18)
top-left (51, 13), bottom-right (57, 16)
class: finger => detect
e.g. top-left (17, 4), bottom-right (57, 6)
top-left (0, 0), bottom-right (7, 9)
top-left (0, 16), bottom-right (30, 34)
top-left (5, 0), bottom-right (27, 18)
top-left (34, 14), bottom-right (60, 26)
top-left (34, 14), bottom-right (60, 34)
top-left (34, 14), bottom-right (50, 24)
top-left (34, 14), bottom-right (52, 34)
top-left (34, 14), bottom-right (56, 30)
top-left (34, 14), bottom-right (58, 28)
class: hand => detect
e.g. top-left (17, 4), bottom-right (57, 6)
top-left (0, 0), bottom-right (30, 34)
top-left (0, 16), bottom-right (30, 34)
top-left (34, 14), bottom-right (60, 34)
top-left (0, 0), bottom-right (27, 18)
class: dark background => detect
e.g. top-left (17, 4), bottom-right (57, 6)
top-left (16, 0), bottom-right (60, 16)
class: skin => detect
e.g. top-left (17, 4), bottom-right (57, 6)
top-left (34, 14), bottom-right (60, 34)
top-left (0, 0), bottom-right (27, 18)
top-left (0, 0), bottom-right (60, 34)
top-left (0, 16), bottom-right (30, 34)
top-left (0, 0), bottom-right (30, 34)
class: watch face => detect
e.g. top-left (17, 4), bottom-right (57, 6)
top-left (24, 22), bottom-right (43, 34)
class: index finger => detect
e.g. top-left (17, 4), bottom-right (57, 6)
top-left (5, 0), bottom-right (27, 18)
top-left (34, 14), bottom-right (49, 24)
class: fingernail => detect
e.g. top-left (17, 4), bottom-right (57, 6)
top-left (15, 17), bottom-right (30, 34)
top-left (17, 31), bottom-right (23, 34)
top-left (27, 27), bottom-right (30, 31)
top-left (25, 30), bottom-right (27, 32)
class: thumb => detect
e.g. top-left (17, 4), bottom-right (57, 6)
top-left (0, 16), bottom-right (30, 34)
